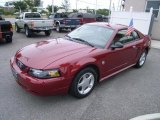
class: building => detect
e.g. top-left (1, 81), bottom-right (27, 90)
top-left (124, 0), bottom-right (160, 40)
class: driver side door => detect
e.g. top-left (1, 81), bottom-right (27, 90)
top-left (103, 29), bottom-right (139, 77)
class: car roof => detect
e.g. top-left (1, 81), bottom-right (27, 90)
top-left (86, 22), bottom-right (128, 30)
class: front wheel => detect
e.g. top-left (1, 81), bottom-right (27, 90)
top-left (6, 37), bottom-right (12, 43)
top-left (135, 50), bottom-right (147, 68)
top-left (70, 67), bottom-right (98, 98)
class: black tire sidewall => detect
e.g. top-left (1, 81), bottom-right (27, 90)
top-left (135, 50), bottom-right (147, 68)
top-left (25, 26), bottom-right (31, 37)
top-left (70, 67), bottom-right (98, 98)
top-left (15, 24), bottom-right (20, 32)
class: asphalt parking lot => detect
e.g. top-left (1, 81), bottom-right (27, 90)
top-left (0, 31), bottom-right (160, 120)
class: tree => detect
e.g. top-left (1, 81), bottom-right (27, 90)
top-left (73, 9), bottom-right (78, 13)
top-left (61, 0), bottom-right (70, 12)
top-left (24, 0), bottom-right (34, 10)
top-left (47, 5), bottom-right (59, 13)
top-left (96, 9), bottom-right (110, 16)
top-left (34, 0), bottom-right (41, 7)
top-left (13, 1), bottom-right (27, 12)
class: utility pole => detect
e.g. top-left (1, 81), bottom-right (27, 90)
top-left (76, 0), bottom-right (78, 10)
top-left (95, 0), bottom-right (97, 14)
top-left (109, 0), bottom-right (112, 16)
top-left (52, 0), bottom-right (54, 14)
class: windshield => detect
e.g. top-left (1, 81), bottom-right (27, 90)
top-left (67, 25), bottom-right (114, 48)
top-left (25, 13), bottom-right (41, 18)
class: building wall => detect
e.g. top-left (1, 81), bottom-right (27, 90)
top-left (125, 0), bottom-right (160, 40)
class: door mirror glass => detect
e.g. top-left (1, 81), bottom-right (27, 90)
top-left (111, 42), bottom-right (124, 49)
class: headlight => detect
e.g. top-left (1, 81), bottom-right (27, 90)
top-left (28, 68), bottom-right (61, 79)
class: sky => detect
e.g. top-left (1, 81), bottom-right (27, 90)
top-left (0, 0), bottom-right (120, 9)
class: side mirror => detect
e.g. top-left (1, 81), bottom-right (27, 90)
top-left (110, 42), bottom-right (124, 50)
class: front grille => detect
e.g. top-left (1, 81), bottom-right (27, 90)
top-left (16, 59), bottom-right (27, 70)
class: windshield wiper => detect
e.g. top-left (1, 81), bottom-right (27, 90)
top-left (72, 38), bottom-right (94, 47)
top-left (64, 35), bottom-right (74, 41)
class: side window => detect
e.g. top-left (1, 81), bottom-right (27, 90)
top-left (113, 29), bottom-right (136, 44)
top-left (132, 31), bottom-right (140, 39)
top-left (55, 14), bottom-right (60, 18)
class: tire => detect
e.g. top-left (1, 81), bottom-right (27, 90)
top-left (135, 50), bottom-right (147, 68)
top-left (25, 26), bottom-right (32, 37)
top-left (45, 30), bottom-right (51, 36)
top-left (56, 24), bottom-right (62, 32)
top-left (70, 67), bottom-right (98, 98)
top-left (15, 23), bottom-right (20, 33)
top-left (6, 37), bottom-right (12, 43)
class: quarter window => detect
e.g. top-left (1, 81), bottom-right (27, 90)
top-left (113, 30), bottom-right (138, 44)
top-left (145, 0), bottom-right (160, 18)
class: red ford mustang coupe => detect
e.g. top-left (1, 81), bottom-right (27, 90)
top-left (10, 23), bottom-right (151, 98)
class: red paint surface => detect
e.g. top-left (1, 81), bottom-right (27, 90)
top-left (10, 23), bottom-right (151, 95)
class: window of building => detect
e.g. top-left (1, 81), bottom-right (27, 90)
top-left (145, 0), bottom-right (160, 18)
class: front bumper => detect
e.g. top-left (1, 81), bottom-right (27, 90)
top-left (10, 57), bottom-right (70, 96)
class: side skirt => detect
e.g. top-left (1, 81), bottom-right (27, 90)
top-left (100, 63), bottom-right (136, 82)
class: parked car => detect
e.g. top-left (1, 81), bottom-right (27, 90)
top-left (15, 12), bottom-right (53, 37)
top-left (0, 15), bottom-right (13, 43)
top-left (68, 13), bottom-right (96, 24)
top-left (95, 14), bottom-right (104, 22)
top-left (10, 23), bottom-right (151, 98)
top-left (48, 13), bottom-right (81, 32)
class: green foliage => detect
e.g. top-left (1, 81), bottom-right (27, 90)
top-left (0, 9), bottom-right (4, 14)
top-left (61, 0), bottom-right (70, 12)
top-left (0, 8), bottom-right (14, 15)
top-left (73, 9), bottom-right (78, 13)
top-left (24, 0), bottom-right (34, 10)
top-left (46, 5), bottom-right (59, 13)
top-left (13, 1), bottom-right (27, 12)
top-left (96, 9), bottom-right (109, 16)
top-left (13, 0), bottom-right (41, 12)
top-left (34, 0), bottom-right (41, 7)
top-left (32, 8), bottom-right (37, 12)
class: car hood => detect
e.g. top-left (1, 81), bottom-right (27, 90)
top-left (16, 38), bottom-right (93, 69)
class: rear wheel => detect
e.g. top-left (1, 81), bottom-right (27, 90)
top-left (15, 24), bottom-right (20, 33)
top-left (6, 37), bottom-right (12, 43)
top-left (25, 26), bottom-right (32, 37)
top-left (56, 24), bottom-right (62, 32)
top-left (70, 67), bottom-right (97, 98)
top-left (45, 30), bottom-right (51, 36)
top-left (135, 50), bottom-right (147, 68)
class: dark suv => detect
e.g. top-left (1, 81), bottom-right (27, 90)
top-left (0, 15), bottom-right (13, 43)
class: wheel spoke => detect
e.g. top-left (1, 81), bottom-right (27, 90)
top-left (77, 72), bottom-right (95, 95)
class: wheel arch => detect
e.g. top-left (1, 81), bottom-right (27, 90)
top-left (72, 63), bottom-right (100, 83)
top-left (145, 47), bottom-right (149, 54)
